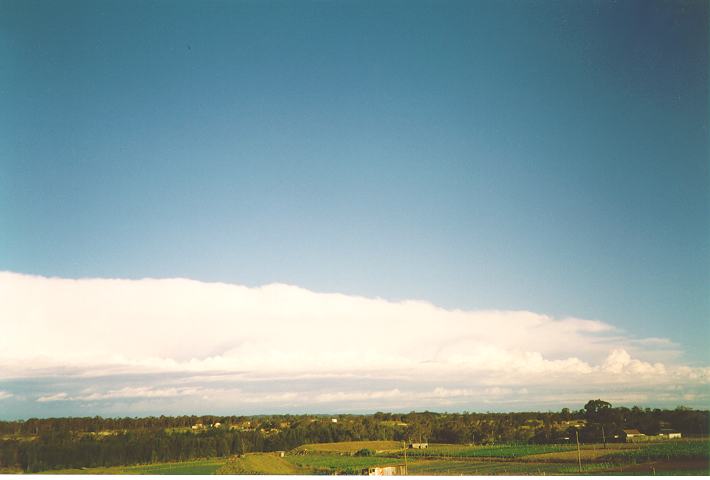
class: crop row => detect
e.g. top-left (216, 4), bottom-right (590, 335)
top-left (599, 440), bottom-right (709, 462)
top-left (402, 443), bottom-right (576, 458)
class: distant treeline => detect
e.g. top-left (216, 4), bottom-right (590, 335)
top-left (0, 402), bottom-right (707, 472)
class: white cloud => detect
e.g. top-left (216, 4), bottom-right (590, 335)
top-left (602, 349), bottom-right (666, 375)
top-left (74, 386), bottom-right (205, 401)
top-left (314, 389), bottom-right (403, 403)
top-left (634, 337), bottom-right (675, 346)
top-left (37, 392), bottom-right (68, 402)
top-left (0, 271), bottom-right (707, 412)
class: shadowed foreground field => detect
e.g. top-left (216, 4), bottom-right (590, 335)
top-left (37, 439), bottom-right (710, 475)
top-left (40, 458), bottom-right (225, 474)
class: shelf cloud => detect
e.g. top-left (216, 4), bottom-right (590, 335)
top-left (0, 271), bottom-right (707, 416)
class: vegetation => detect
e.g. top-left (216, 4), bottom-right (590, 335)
top-left (289, 453), bottom-right (396, 471)
top-left (296, 440), bottom-right (402, 454)
top-left (403, 443), bottom-right (577, 458)
top-left (216, 454), bottom-right (304, 475)
top-left (0, 402), bottom-right (707, 473)
top-left (354, 448), bottom-right (375, 456)
top-left (30, 439), bottom-right (710, 475)
top-left (40, 459), bottom-right (225, 474)
top-left (406, 459), bottom-right (577, 476)
top-left (599, 440), bottom-right (710, 462)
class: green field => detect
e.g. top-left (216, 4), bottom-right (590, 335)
top-left (34, 439), bottom-right (710, 475)
top-left (599, 440), bottom-right (710, 462)
top-left (40, 458), bottom-right (226, 474)
top-left (296, 440), bottom-right (403, 453)
top-left (288, 453), bottom-right (402, 472)
top-left (407, 458), bottom-right (587, 476)
top-left (217, 454), bottom-right (306, 474)
top-left (404, 443), bottom-right (577, 458)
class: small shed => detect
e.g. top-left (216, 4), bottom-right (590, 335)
top-left (622, 429), bottom-right (646, 442)
top-left (408, 442), bottom-right (428, 449)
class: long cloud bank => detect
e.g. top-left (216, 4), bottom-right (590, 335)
top-left (0, 271), bottom-right (708, 415)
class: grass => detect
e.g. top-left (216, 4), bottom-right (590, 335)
top-left (123, 459), bottom-right (226, 474)
top-left (295, 440), bottom-right (402, 454)
top-left (522, 446), bottom-right (629, 462)
top-left (556, 462), bottom-right (618, 474)
top-left (599, 440), bottom-right (710, 462)
top-left (33, 439), bottom-right (710, 476)
top-left (288, 453), bottom-right (400, 472)
top-left (40, 458), bottom-right (226, 474)
top-left (217, 453), bottom-right (306, 474)
top-left (407, 458), bottom-right (593, 476)
top-left (599, 459), bottom-right (710, 476)
top-left (0, 433), bottom-right (37, 441)
top-left (403, 443), bottom-right (577, 458)
top-left (0, 467), bottom-right (23, 474)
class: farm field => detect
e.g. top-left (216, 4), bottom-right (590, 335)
top-left (35, 439), bottom-right (710, 475)
top-left (217, 453), bottom-right (305, 474)
top-left (39, 458), bottom-right (226, 475)
top-left (524, 446), bottom-right (634, 462)
top-left (288, 441), bottom-right (708, 476)
top-left (406, 458), bottom-right (593, 476)
top-left (288, 453), bottom-right (402, 472)
top-left (598, 439), bottom-right (710, 462)
top-left (296, 440), bottom-right (403, 453)
top-left (403, 443), bottom-right (578, 458)
top-left (240, 440), bottom-right (709, 475)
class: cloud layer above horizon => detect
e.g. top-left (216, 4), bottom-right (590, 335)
top-left (0, 271), bottom-right (708, 418)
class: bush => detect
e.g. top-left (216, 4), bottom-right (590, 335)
top-left (354, 448), bottom-right (375, 457)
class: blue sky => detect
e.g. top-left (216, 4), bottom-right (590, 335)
top-left (0, 0), bottom-right (708, 418)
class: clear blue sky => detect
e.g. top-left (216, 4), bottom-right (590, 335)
top-left (1, 0), bottom-right (708, 363)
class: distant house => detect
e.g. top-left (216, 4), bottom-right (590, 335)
top-left (274, 451), bottom-right (286, 458)
top-left (191, 423), bottom-right (204, 430)
top-left (362, 465), bottom-right (406, 476)
top-left (331, 418), bottom-right (338, 423)
top-left (408, 442), bottom-right (428, 449)
top-left (659, 429), bottom-right (682, 439)
top-left (559, 420), bottom-right (587, 429)
top-left (622, 429), bottom-right (646, 442)
top-left (212, 422), bottom-right (221, 428)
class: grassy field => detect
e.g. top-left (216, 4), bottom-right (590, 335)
top-left (403, 443), bottom-right (577, 458)
top-left (0, 433), bottom-right (37, 441)
top-left (295, 440), bottom-right (403, 453)
top-left (33, 438), bottom-right (710, 475)
top-left (524, 447), bottom-right (629, 462)
top-left (288, 453), bottom-right (403, 473)
top-left (288, 439), bottom-right (710, 476)
top-left (406, 458), bottom-right (594, 476)
top-left (598, 440), bottom-right (710, 462)
top-left (217, 453), bottom-right (306, 474)
top-left (604, 459), bottom-right (710, 476)
top-left (40, 458), bottom-right (226, 474)
top-left (0, 467), bottom-right (23, 474)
